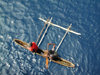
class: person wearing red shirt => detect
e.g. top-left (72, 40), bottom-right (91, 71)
top-left (27, 42), bottom-right (44, 54)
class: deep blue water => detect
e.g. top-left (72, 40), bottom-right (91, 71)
top-left (0, 0), bottom-right (100, 75)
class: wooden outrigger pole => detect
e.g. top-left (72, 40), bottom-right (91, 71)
top-left (36, 19), bottom-right (50, 44)
top-left (56, 24), bottom-right (72, 52)
top-left (38, 17), bottom-right (53, 46)
top-left (39, 18), bottom-right (81, 35)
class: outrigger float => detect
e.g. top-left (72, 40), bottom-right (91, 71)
top-left (13, 17), bottom-right (81, 68)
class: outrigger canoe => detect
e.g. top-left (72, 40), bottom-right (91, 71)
top-left (13, 17), bottom-right (81, 68)
top-left (13, 39), bottom-right (75, 68)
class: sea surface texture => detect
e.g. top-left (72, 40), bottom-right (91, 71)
top-left (0, 0), bottom-right (100, 75)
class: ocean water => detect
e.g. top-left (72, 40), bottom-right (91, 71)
top-left (0, 0), bottom-right (100, 75)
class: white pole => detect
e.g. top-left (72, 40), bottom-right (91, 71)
top-left (36, 19), bottom-right (49, 44)
top-left (56, 24), bottom-right (72, 52)
top-left (38, 17), bottom-right (52, 47)
top-left (39, 18), bottom-right (81, 35)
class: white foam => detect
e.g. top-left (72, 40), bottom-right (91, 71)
top-left (0, 35), bottom-right (3, 39)
top-left (32, 58), bottom-right (36, 63)
top-left (0, 57), bottom-right (4, 61)
top-left (7, 35), bottom-right (12, 39)
top-left (58, 35), bottom-right (61, 38)
top-left (6, 62), bottom-right (10, 68)
top-left (11, 20), bottom-right (14, 24)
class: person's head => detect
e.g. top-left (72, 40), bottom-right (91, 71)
top-left (29, 42), bottom-right (34, 47)
top-left (28, 42), bottom-right (38, 52)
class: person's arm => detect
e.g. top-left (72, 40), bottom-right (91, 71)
top-left (47, 43), bottom-right (55, 51)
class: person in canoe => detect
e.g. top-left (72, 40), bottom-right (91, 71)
top-left (44, 43), bottom-right (59, 69)
top-left (27, 42), bottom-right (59, 69)
top-left (27, 42), bottom-right (44, 54)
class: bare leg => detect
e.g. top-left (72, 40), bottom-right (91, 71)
top-left (46, 57), bottom-right (49, 69)
top-left (43, 50), bottom-right (49, 69)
